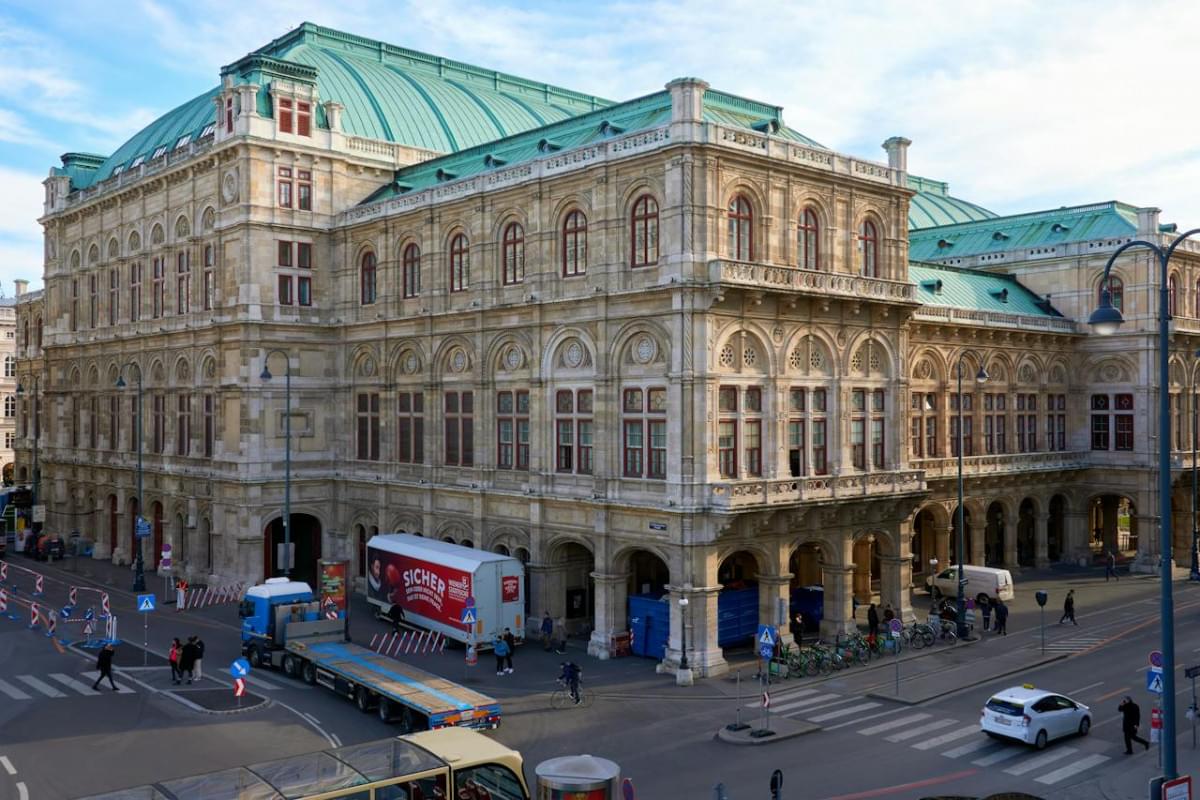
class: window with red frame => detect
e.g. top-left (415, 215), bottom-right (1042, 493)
top-left (1115, 393), bottom-right (1134, 451)
top-left (562, 210), bottom-right (587, 277)
top-left (152, 258), bottom-right (164, 318)
top-left (129, 262), bottom-right (142, 322)
top-left (108, 268), bottom-right (119, 324)
top-left (502, 223), bottom-right (525, 285)
top-left (297, 170), bottom-right (312, 210)
top-left (950, 393), bottom-right (974, 457)
top-left (296, 101), bottom-right (311, 136)
top-left (360, 251), bottom-right (377, 305)
top-left (225, 97), bottom-right (234, 131)
top-left (203, 245), bottom-right (215, 311)
top-left (402, 243), bottom-right (420, 298)
top-left (278, 98), bottom-right (293, 134)
top-left (444, 391), bottom-right (474, 466)
top-left (89, 273), bottom-right (98, 328)
top-left (1091, 394), bottom-right (1110, 450)
top-left (984, 393), bottom-right (1007, 455)
top-left (176, 394), bottom-right (190, 456)
top-left (859, 220), bottom-right (878, 277)
top-left (871, 389), bottom-right (885, 468)
top-left (622, 387), bottom-right (667, 479)
top-left (277, 241), bottom-right (313, 307)
top-left (176, 251), bottom-right (190, 314)
top-left (497, 390), bottom-right (530, 470)
top-left (631, 195), bottom-right (659, 268)
top-left (1016, 394), bottom-right (1037, 453)
top-left (449, 233), bottom-right (469, 293)
top-left (727, 195), bottom-right (753, 260)
top-left (555, 389), bottom-right (593, 474)
top-left (70, 278), bottom-right (79, 331)
top-left (356, 393), bottom-right (380, 461)
top-left (397, 392), bottom-right (424, 464)
top-left (277, 167), bottom-right (292, 208)
top-left (798, 207), bottom-right (819, 270)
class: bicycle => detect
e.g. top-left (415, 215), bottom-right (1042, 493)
top-left (550, 678), bottom-right (594, 709)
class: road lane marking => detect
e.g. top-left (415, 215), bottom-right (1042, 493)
top-left (808, 703), bottom-right (881, 722)
top-left (911, 723), bottom-right (981, 750)
top-left (1034, 753), bottom-right (1109, 785)
top-left (826, 707), bottom-right (907, 731)
top-left (49, 673), bottom-right (100, 695)
top-left (16, 675), bottom-right (66, 698)
top-left (972, 746), bottom-right (1025, 766)
top-left (885, 718), bottom-right (958, 742)
top-left (242, 674), bottom-right (282, 692)
top-left (941, 738), bottom-right (996, 758)
top-left (1095, 686), bottom-right (1131, 702)
top-left (769, 693), bottom-right (841, 713)
top-left (857, 713), bottom-right (931, 735)
top-left (80, 672), bottom-right (135, 694)
top-left (788, 697), bottom-right (862, 715)
top-left (0, 680), bottom-right (32, 701)
top-left (301, 712), bottom-right (322, 727)
top-left (1003, 746), bottom-right (1077, 775)
top-left (0, 756), bottom-right (15, 775)
top-left (17, 781), bottom-right (28, 800)
top-left (1069, 681), bottom-right (1104, 695)
top-left (755, 687), bottom-right (819, 707)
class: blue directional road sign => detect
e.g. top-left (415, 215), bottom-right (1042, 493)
top-left (759, 644), bottom-right (776, 659)
top-left (136, 593), bottom-right (156, 612)
top-left (135, 517), bottom-right (152, 538)
top-left (1148, 669), bottom-right (1165, 694)
top-left (460, 606), bottom-right (477, 625)
top-left (230, 658), bottom-right (251, 679)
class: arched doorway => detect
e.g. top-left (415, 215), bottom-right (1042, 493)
top-left (108, 495), bottom-right (118, 555)
top-left (1017, 499), bottom-right (1036, 567)
top-left (492, 544), bottom-right (510, 556)
top-left (624, 549), bottom-right (670, 659)
top-left (951, 506), bottom-right (972, 564)
top-left (788, 543), bottom-right (824, 634)
top-left (1090, 495), bottom-right (1138, 556)
top-left (1048, 495), bottom-right (1065, 562)
top-left (717, 550), bottom-right (760, 648)
top-left (263, 514), bottom-right (323, 588)
top-left (984, 502), bottom-right (1006, 567)
top-left (551, 541), bottom-right (594, 636)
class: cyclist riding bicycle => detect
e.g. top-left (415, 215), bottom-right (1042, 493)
top-left (559, 660), bottom-right (582, 704)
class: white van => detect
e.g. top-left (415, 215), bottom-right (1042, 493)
top-left (926, 565), bottom-right (1014, 604)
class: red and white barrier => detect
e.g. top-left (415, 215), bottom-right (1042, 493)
top-left (45, 612), bottom-right (57, 638)
top-left (1, 562), bottom-right (7, 581)
top-left (184, 582), bottom-right (245, 610)
top-left (34, 575), bottom-right (43, 595)
top-left (29, 602), bottom-right (39, 629)
top-left (68, 587), bottom-right (77, 606)
top-left (0, 588), bottom-right (7, 613)
top-left (101, 593), bottom-right (110, 616)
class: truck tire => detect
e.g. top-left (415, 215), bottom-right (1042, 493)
top-left (301, 660), bottom-right (317, 685)
top-left (397, 707), bottom-right (416, 733)
top-left (247, 646), bottom-right (264, 670)
top-left (355, 686), bottom-right (373, 712)
top-left (282, 654), bottom-right (300, 679)
top-left (378, 697), bottom-right (391, 722)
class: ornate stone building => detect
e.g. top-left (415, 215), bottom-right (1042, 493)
top-left (18, 23), bottom-right (1200, 677)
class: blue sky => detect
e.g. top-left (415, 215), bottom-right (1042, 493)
top-left (2, 0), bottom-right (1199, 294)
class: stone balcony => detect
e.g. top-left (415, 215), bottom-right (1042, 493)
top-left (912, 450), bottom-right (1089, 479)
top-left (708, 469), bottom-right (925, 510)
top-left (709, 259), bottom-right (917, 305)
top-left (911, 305), bottom-right (1077, 333)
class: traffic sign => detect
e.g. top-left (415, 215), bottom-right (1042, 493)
top-left (230, 658), bottom-right (251, 678)
top-left (460, 606), bottom-right (477, 625)
top-left (135, 517), bottom-right (151, 538)
top-left (889, 619), bottom-right (903, 635)
top-left (621, 778), bottom-right (636, 800)
top-left (1150, 650), bottom-right (1164, 669)
top-left (1162, 775), bottom-right (1192, 800)
top-left (756, 624), bottom-right (778, 647)
top-left (234, 677), bottom-right (246, 698)
top-left (762, 691), bottom-right (770, 709)
top-left (465, 595), bottom-right (475, 608)
top-left (1148, 669), bottom-right (1165, 694)
top-left (759, 644), bottom-right (775, 659)
top-left (136, 593), bottom-right (156, 612)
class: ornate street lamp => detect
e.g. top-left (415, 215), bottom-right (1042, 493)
top-left (115, 364), bottom-right (146, 593)
top-left (955, 354), bottom-right (988, 640)
top-left (261, 350), bottom-right (293, 577)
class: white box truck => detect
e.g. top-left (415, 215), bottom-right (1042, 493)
top-left (366, 534), bottom-right (525, 648)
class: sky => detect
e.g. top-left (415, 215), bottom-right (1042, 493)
top-left (2, 0), bottom-right (1199, 294)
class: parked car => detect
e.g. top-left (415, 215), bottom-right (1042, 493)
top-left (980, 685), bottom-right (1091, 749)
top-left (34, 534), bottom-right (65, 562)
top-left (926, 564), bottom-right (1014, 605)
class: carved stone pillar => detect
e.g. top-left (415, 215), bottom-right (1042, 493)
top-left (1034, 512), bottom-right (1050, 568)
top-left (587, 572), bottom-right (627, 661)
top-left (969, 519), bottom-right (985, 566)
top-left (1064, 510), bottom-right (1091, 565)
top-left (662, 582), bottom-right (727, 679)
top-left (879, 555), bottom-right (914, 623)
top-left (758, 574), bottom-right (794, 648)
top-left (1003, 516), bottom-right (1018, 568)
top-left (820, 565), bottom-right (857, 640)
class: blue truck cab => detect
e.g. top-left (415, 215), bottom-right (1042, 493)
top-left (238, 578), bottom-right (320, 667)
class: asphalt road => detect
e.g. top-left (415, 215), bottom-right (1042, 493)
top-left (2, 557), bottom-right (1196, 799)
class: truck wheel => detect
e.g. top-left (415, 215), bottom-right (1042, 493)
top-left (301, 661), bottom-right (317, 685)
top-left (247, 646), bottom-right (263, 670)
top-left (378, 697), bottom-right (391, 723)
top-left (397, 708), bottom-right (416, 733)
top-left (282, 655), bottom-right (299, 678)
top-left (355, 686), bottom-right (373, 713)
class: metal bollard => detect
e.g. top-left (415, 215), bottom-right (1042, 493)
top-left (712, 783), bottom-right (728, 800)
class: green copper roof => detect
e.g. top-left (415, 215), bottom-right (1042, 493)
top-left (910, 262), bottom-right (1061, 318)
top-left (908, 201), bottom-right (1139, 261)
top-left (907, 174), bottom-right (997, 230)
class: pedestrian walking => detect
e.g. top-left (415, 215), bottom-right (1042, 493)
top-left (993, 598), bottom-right (1009, 635)
top-left (979, 596), bottom-right (991, 632)
top-left (866, 603), bottom-right (879, 642)
top-left (168, 637), bottom-right (182, 684)
top-left (552, 617), bottom-right (567, 655)
top-left (493, 634), bottom-right (510, 675)
top-left (502, 627), bottom-right (516, 674)
top-left (180, 636), bottom-right (199, 684)
top-left (1059, 590), bottom-right (1077, 625)
top-left (92, 643), bottom-right (118, 691)
top-left (1106, 550), bottom-right (1119, 582)
top-left (193, 636), bottom-right (205, 680)
top-left (790, 612), bottom-right (804, 648)
top-left (175, 579), bottom-right (188, 612)
top-left (882, 604), bottom-right (896, 624)
top-left (540, 612), bottom-right (554, 651)
top-left (1118, 696), bottom-right (1150, 753)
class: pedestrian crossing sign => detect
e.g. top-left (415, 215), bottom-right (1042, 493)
top-left (137, 594), bottom-right (156, 613)
top-left (757, 624), bottom-right (778, 647)
top-left (460, 607), bottom-right (476, 625)
top-left (1147, 669), bottom-right (1164, 694)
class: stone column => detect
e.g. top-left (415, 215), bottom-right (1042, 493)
top-left (758, 574), bottom-right (794, 648)
top-left (1034, 512), bottom-right (1050, 568)
top-left (852, 539), bottom-right (873, 602)
top-left (1003, 517), bottom-right (1018, 568)
top-left (969, 518), bottom-right (985, 566)
top-left (879, 555), bottom-right (914, 623)
top-left (587, 572), bottom-right (627, 660)
top-left (1064, 510), bottom-right (1091, 566)
top-left (820, 565), bottom-right (857, 640)
top-left (662, 582), bottom-right (727, 679)
top-left (935, 524), bottom-right (952, 570)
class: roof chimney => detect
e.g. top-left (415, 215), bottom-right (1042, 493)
top-left (1136, 207), bottom-right (1162, 237)
top-left (14, 280), bottom-right (27, 297)
top-left (666, 77), bottom-right (709, 125)
top-left (882, 136), bottom-right (911, 176)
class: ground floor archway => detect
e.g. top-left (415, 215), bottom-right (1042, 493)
top-left (1048, 495), bottom-right (1065, 562)
top-left (1090, 495), bottom-right (1137, 556)
top-left (985, 501), bottom-right (1006, 567)
top-left (263, 514), bottom-right (323, 588)
top-left (1017, 498), bottom-right (1036, 567)
top-left (624, 549), bottom-right (671, 659)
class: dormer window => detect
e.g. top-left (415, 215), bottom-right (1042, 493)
top-left (436, 168), bottom-right (458, 182)
top-left (538, 138), bottom-right (562, 152)
top-left (937, 238), bottom-right (954, 249)
top-left (1051, 223), bottom-right (1069, 233)
top-left (279, 98), bottom-right (293, 133)
top-left (990, 288), bottom-right (1009, 303)
top-left (152, 146), bottom-right (168, 160)
top-left (112, 165), bottom-right (125, 176)
top-left (130, 156), bottom-right (145, 168)
top-left (992, 231), bottom-right (1009, 241)
top-left (174, 135), bottom-right (190, 150)
top-left (200, 123), bottom-right (215, 138)
top-left (920, 279), bottom-right (943, 295)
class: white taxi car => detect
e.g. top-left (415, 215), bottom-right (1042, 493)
top-left (980, 685), bottom-right (1091, 749)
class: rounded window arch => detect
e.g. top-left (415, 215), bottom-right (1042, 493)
top-left (448, 233), bottom-right (469, 293)
top-left (798, 207), bottom-right (820, 270)
top-left (1194, 277), bottom-right (1200, 319)
top-left (107, 238), bottom-right (120, 260)
top-left (859, 219), bottom-right (879, 277)
top-left (402, 242), bottom-right (421, 298)
top-left (1169, 272), bottom-right (1179, 317)
top-left (360, 250), bottom-right (377, 306)
top-left (562, 210), bottom-right (587, 277)
top-left (727, 194), bottom-right (753, 260)
top-left (631, 194), bottom-right (659, 268)
top-left (1099, 274), bottom-right (1124, 313)
top-left (88, 244), bottom-right (100, 265)
top-left (502, 222), bottom-right (525, 285)
top-left (128, 230), bottom-right (141, 252)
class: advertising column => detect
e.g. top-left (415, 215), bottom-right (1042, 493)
top-left (320, 560), bottom-right (349, 621)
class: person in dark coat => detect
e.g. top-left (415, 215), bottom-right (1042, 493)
top-left (502, 627), bottom-right (516, 674)
top-left (866, 603), bottom-right (880, 641)
top-left (92, 643), bottom-right (118, 691)
top-left (979, 596), bottom-right (992, 632)
top-left (1106, 550), bottom-right (1119, 582)
top-left (790, 612), bottom-right (804, 648)
top-left (541, 612), bottom-right (554, 651)
top-left (1060, 590), bottom-right (1077, 625)
top-left (179, 636), bottom-right (199, 684)
top-left (1119, 696), bottom-right (1150, 753)
top-left (993, 598), bottom-right (1009, 635)
top-left (193, 636), bottom-right (205, 681)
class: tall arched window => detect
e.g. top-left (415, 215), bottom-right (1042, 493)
top-left (3, 395), bottom-right (13, 418)
top-left (727, 195), bottom-right (753, 260)
top-left (360, 251), bottom-right (377, 305)
top-left (631, 195), bottom-right (659, 267)
top-left (562, 210), bottom-right (587, 277)
top-left (1169, 273), bottom-right (1179, 317)
top-left (502, 222), bottom-right (525, 285)
top-left (3, 355), bottom-right (13, 378)
top-left (1099, 275), bottom-right (1124, 313)
top-left (1194, 278), bottom-right (1200, 318)
top-left (859, 220), bottom-right (879, 277)
top-left (449, 233), bottom-right (469, 293)
top-left (798, 207), bottom-right (819, 270)
top-left (402, 243), bottom-right (421, 298)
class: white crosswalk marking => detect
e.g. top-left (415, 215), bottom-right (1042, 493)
top-left (0, 679), bottom-right (31, 700)
top-left (242, 674), bottom-right (283, 692)
top-left (1034, 753), bottom-right (1109, 785)
top-left (911, 724), bottom-right (981, 750)
top-left (769, 693), bottom-right (840, 714)
top-left (15, 675), bottom-right (65, 698)
top-left (972, 746), bottom-right (1025, 766)
top-left (858, 713), bottom-right (932, 736)
top-left (886, 718), bottom-right (958, 743)
top-left (48, 673), bottom-right (99, 696)
top-left (807, 703), bottom-right (881, 722)
top-left (756, 687), bottom-right (819, 708)
top-left (1003, 747), bottom-right (1077, 776)
top-left (79, 672), bottom-right (134, 694)
top-left (1037, 636), bottom-right (1103, 653)
top-left (941, 738), bottom-right (995, 758)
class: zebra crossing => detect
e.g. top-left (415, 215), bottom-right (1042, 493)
top-left (1032, 634), bottom-right (1104, 654)
top-left (853, 710), bottom-right (1112, 787)
top-left (0, 672), bottom-right (136, 699)
top-left (756, 686), bottom-right (883, 723)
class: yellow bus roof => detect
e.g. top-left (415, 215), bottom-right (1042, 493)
top-left (403, 728), bottom-right (520, 766)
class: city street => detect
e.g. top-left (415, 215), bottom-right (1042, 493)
top-left (2, 556), bottom-right (1198, 798)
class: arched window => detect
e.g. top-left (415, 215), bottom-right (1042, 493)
top-left (502, 223), bottom-right (525, 285)
top-left (3, 356), bottom-right (13, 378)
top-left (402, 243), bottom-right (420, 298)
top-left (2, 396), bottom-right (13, 418)
top-left (449, 233), bottom-right (469, 293)
top-left (35, 317), bottom-right (42, 348)
top-left (360, 251), bottom-right (377, 305)
top-left (859, 220), bottom-right (879, 277)
top-left (1169, 273), bottom-right (1179, 317)
top-left (727, 195), bottom-right (753, 260)
top-left (1194, 278), bottom-right (1200, 318)
top-left (1099, 275), bottom-right (1124, 313)
top-left (631, 195), bottom-right (659, 267)
top-left (798, 207), bottom-right (819, 270)
top-left (562, 210), bottom-right (587, 277)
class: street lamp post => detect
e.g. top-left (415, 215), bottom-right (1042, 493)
top-left (929, 557), bottom-right (939, 614)
top-left (115, 364), bottom-right (146, 593)
top-left (1088, 227), bottom-right (1200, 782)
top-left (677, 583), bottom-right (693, 687)
top-left (15, 379), bottom-right (40, 536)
top-left (955, 354), bottom-right (989, 640)
top-left (260, 350), bottom-right (292, 577)
top-left (1191, 349), bottom-right (1200, 582)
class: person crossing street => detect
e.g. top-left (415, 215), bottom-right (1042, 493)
top-left (91, 643), bottom-right (118, 691)
top-left (1118, 696), bottom-right (1150, 754)
top-left (1059, 590), bottom-right (1077, 625)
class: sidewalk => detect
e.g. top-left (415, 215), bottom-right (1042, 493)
top-left (1099, 737), bottom-right (1200, 799)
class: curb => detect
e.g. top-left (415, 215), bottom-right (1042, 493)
top-left (866, 652), bottom-right (1068, 705)
top-left (715, 717), bottom-right (820, 745)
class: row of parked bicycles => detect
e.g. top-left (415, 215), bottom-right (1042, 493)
top-left (771, 616), bottom-right (961, 678)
